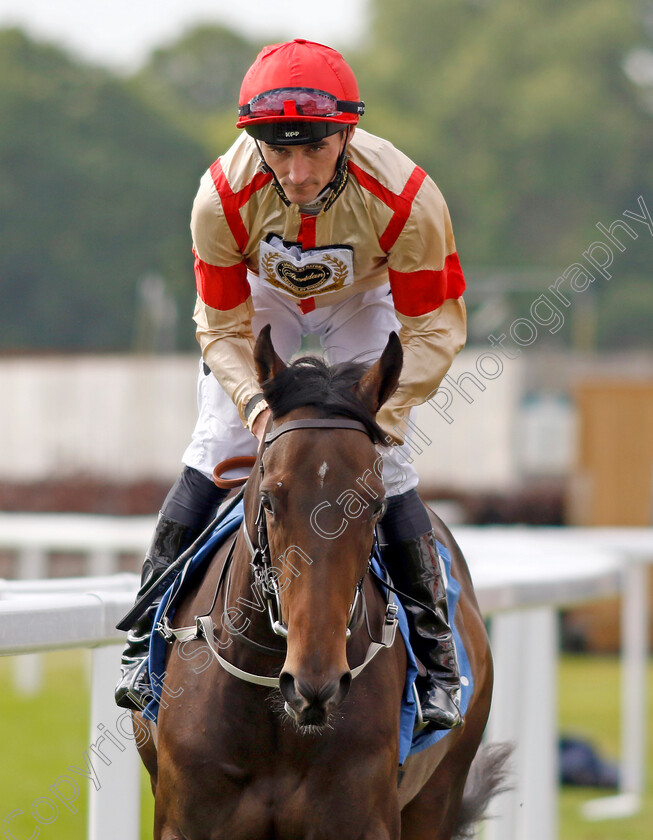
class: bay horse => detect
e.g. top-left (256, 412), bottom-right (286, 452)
top-left (134, 327), bottom-right (507, 839)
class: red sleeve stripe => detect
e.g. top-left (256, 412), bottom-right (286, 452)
top-left (348, 161), bottom-right (427, 252)
top-left (209, 159), bottom-right (273, 252)
top-left (389, 253), bottom-right (466, 317)
top-left (194, 256), bottom-right (251, 311)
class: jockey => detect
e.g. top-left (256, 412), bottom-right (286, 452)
top-left (116, 39), bottom-right (466, 730)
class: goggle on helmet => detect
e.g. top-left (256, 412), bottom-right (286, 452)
top-left (237, 39), bottom-right (365, 145)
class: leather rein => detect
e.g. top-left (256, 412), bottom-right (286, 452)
top-left (158, 418), bottom-right (399, 688)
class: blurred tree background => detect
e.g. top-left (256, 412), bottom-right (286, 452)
top-left (0, 0), bottom-right (651, 352)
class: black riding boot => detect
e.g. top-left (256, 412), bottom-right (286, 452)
top-left (114, 513), bottom-right (194, 710)
top-left (380, 491), bottom-right (462, 731)
top-left (115, 466), bottom-right (228, 711)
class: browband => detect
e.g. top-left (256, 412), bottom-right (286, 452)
top-left (264, 418), bottom-right (371, 446)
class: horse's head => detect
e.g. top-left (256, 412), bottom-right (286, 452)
top-left (249, 325), bottom-right (402, 728)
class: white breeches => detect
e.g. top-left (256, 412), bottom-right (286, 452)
top-left (182, 275), bottom-right (418, 497)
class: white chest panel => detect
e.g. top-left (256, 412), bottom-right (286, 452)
top-left (259, 235), bottom-right (355, 300)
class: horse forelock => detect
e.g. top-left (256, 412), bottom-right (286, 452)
top-left (261, 356), bottom-right (389, 446)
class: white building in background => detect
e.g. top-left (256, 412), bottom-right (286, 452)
top-left (0, 349), bottom-right (581, 492)
top-left (0, 355), bottom-right (199, 482)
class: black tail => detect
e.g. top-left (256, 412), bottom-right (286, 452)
top-left (454, 742), bottom-right (513, 839)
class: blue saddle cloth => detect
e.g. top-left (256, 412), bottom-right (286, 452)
top-left (145, 501), bottom-right (474, 765)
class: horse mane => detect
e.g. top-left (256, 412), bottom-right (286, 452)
top-left (261, 355), bottom-right (390, 446)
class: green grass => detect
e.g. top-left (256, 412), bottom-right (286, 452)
top-left (0, 651), bottom-right (153, 840)
top-left (558, 654), bottom-right (653, 839)
top-left (0, 652), bottom-right (651, 838)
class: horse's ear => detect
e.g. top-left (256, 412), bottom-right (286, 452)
top-left (254, 324), bottom-right (287, 386)
top-left (354, 332), bottom-right (403, 415)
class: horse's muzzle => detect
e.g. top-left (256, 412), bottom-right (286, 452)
top-left (279, 670), bottom-right (352, 727)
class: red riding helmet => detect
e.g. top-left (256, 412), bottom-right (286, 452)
top-left (237, 39), bottom-right (365, 145)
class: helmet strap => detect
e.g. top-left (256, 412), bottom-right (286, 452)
top-left (254, 139), bottom-right (291, 206)
top-left (323, 126), bottom-right (351, 212)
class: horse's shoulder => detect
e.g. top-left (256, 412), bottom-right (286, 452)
top-left (174, 529), bottom-right (236, 625)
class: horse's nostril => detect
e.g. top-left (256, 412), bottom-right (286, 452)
top-left (279, 671), bottom-right (298, 704)
top-left (338, 671), bottom-right (352, 700)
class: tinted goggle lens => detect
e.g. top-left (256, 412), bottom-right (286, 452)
top-left (253, 89), bottom-right (338, 116)
top-left (239, 88), bottom-right (364, 118)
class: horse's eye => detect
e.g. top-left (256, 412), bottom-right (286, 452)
top-left (260, 493), bottom-right (274, 514)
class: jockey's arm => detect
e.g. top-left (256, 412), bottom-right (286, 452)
top-left (376, 299), bottom-right (466, 443)
top-left (193, 292), bottom-right (261, 428)
top-left (190, 171), bottom-right (262, 430)
top-left (376, 175), bottom-right (467, 444)
top-left (252, 407), bottom-right (272, 444)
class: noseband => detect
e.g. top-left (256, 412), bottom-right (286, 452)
top-left (160, 417), bottom-right (399, 688)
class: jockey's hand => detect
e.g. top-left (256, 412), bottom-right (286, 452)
top-left (252, 408), bottom-right (272, 445)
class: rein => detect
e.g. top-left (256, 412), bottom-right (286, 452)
top-left (159, 417), bottom-right (399, 688)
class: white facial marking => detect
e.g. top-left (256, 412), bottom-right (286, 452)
top-left (317, 461), bottom-right (329, 487)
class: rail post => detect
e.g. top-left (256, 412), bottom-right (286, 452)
top-left (88, 644), bottom-right (141, 840)
top-left (484, 608), bottom-right (558, 840)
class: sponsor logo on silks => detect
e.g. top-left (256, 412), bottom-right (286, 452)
top-left (276, 261), bottom-right (332, 291)
top-left (259, 235), bottom-right (354, 299)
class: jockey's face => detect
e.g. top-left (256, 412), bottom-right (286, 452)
top-left (260, 130), bottom-right (350, 206)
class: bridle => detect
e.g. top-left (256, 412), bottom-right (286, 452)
top-left (158, 418), bottom-right (399, 688)
top-left (243, 419), bottom-right (380, 641)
